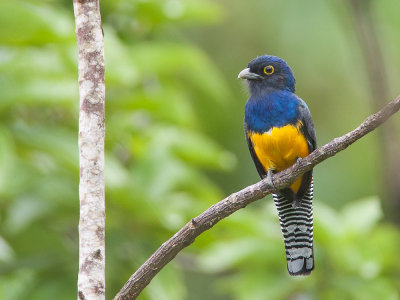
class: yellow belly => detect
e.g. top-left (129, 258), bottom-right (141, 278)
top-left (249, 124), bottom-right (309, 193)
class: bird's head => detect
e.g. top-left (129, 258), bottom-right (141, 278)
top-left (238, 55), bottom-right (296, 94)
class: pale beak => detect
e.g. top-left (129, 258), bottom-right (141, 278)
top-left (237, 68), bottom-right (263, 80)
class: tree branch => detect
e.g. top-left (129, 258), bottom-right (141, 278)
top-left (114, 95), bottom-right (400, 300)
top-left (73, 1), bottom-right (106, 299)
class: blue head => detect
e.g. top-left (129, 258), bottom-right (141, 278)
top-left (238, 55), bottom-right (296, 95)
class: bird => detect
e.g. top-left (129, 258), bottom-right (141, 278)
top-left (238, 55), bottom-right (316, 276)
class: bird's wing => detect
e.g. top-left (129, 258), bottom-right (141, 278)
top-left (297, 101), bottom-right (317, 152)
top-left (244, 121), bottom-right (267, 179)
top-left (295, 100), bottom-right (316, 199)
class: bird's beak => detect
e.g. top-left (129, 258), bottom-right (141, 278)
top-left (237, 68), bottom-right (263, 80)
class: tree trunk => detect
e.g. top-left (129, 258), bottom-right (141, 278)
top-left (349, 0), bottom-right (400, 224)
top-left (73, 0), bottom-right (106, 299)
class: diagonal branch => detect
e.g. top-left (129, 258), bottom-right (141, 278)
top-left (114, 95), bottom-right (400, 300)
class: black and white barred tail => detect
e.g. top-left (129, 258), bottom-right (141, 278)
top-left (273, 180), bottom-right (314, 276)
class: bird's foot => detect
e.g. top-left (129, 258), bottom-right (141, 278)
top-left (296, 157), bottom-right (302, 165)
top-left (267, 169), bottom-right (275, 190)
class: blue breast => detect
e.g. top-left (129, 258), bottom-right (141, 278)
top-left (245, 90), bottom-right (301, 133)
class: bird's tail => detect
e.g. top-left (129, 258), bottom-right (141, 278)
top-left (272, 180), bottom-right (314, 276)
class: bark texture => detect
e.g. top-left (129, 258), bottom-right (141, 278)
top-left (73, 0), bottom-right (106, 299)
top-left (114, 96), bottom-right (400, 300)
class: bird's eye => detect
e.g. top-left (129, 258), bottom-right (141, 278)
top-left (264, 65), bottom-right (274, 75)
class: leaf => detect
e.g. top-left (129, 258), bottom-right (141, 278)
top-left (198, 238), bottom-right (265, 273)
top-left (0, 2), bottom-right (73, 45)
top-left (341, 196), bottom-right (382, 234)
top-left (145, 264), bottom-right (186, 300)
top-left (0, 128), bottom-right (17, 197)
top-left (0, 236), bottom-right (14, 262)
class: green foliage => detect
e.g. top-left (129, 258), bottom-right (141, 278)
top-left (0, 0), bottom-right (400, 299)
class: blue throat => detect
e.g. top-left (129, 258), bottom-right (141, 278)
top-left (245, 89), bottom-right (300, 133)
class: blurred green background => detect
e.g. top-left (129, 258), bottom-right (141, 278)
top-left (1, 0), bottom-right (400, 299)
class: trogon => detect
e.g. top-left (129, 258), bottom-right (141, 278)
top-left (238, 55), bottom-right (316, 276)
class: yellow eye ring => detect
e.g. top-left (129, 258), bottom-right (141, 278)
top-left (264, 65), bottom-right (274, 75)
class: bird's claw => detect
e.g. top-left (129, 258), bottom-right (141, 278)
top-left (267, 169), bottom-right (275, 189)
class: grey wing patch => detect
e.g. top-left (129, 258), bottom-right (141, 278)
top-left (296, 100), bottom-right (316, 199)
top-left (297, 101), bottom-right (317, 152)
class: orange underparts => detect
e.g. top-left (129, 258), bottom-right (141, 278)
top-left (249, 124), bottom-right (309, 193)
